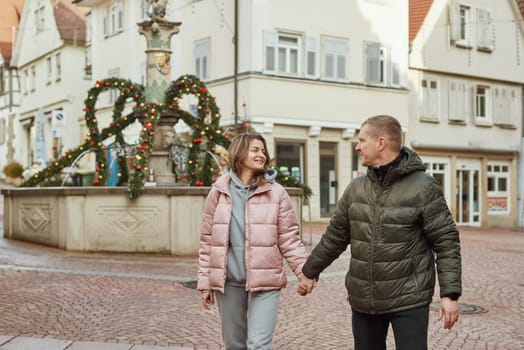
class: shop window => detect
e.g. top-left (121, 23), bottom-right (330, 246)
top-left (275, 143), bottom-right (304, 183)
top-left (487, 162), bottom-right (510, 214)
top-left (423, 159), bottom-right (450, 205)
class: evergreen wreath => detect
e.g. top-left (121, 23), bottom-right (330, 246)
top-left (20, 74), bottom-right (311, 200)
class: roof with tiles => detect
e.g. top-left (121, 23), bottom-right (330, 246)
top-left (517, 0), bottom-right (524, 19)
top-left (409, 0), bottom-right (434, 43)
top-left (0, 0), bottom-right (24, 63)
top-left (53, 0), bottom-right (89, 46)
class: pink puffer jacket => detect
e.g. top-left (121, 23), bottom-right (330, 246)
top-left (197, 173), bottom-right (308, 293)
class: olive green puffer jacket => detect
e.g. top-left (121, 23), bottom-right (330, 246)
top-left (303, 147), bottom-right (462, 314)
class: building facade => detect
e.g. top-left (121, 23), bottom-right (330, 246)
top-left (72, 0), bottom-right (410, 222)
top-left (0, 0), bottom-right (24, 179)
top-left (9, 0), bottom-right (89, 170)
top-left (408, 0), bottom-right (524, 227)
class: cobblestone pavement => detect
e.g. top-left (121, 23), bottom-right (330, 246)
top-left (0, 192), bottom-right (523, 349)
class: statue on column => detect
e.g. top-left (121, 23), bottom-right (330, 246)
top-left (146, 0), bottom-right (168, 20)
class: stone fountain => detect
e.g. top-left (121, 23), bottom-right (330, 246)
top-left (1, 5), bottom-right (304, 255)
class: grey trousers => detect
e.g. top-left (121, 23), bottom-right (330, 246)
top-left (215, 284), bottom-right (280, 350)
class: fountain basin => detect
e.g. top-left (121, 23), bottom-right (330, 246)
top-left (1, 187), bottom-right (303, 255)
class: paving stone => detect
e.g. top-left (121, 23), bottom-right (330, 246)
top-left (0, 219), bottom-right (523, 349)
top-left (0, 337), bottom-right (71, 350)
top-left (67, 341), bottom-right (133, 349)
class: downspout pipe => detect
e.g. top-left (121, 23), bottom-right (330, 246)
top-left (233, 0), bottom-right (238, 127)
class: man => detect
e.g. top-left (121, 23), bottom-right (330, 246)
top-left (298, 115), bottom-right (462, 350)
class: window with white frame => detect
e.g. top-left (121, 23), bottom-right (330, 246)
top-left (23, 69), bottom-right (29, 94)
top-left (423, 159), bottom-right (451, 205)
top-left (476, 8), bottom-right (493, 51)
top-left (420, 78), bottom-right (439, 121)
top-left (55, 53), bottom-right (61, 81)
top-left (365, 42), bottom-right (400, 87)
top-left (448, 80), bottom-right (468, 122)
top-left (449, 2), bottom-right (471, 47)
top-left (194, 39), bottom-right (209, 80)
top-left (474, 85), bottom-right (491, 125)
top-left (278, 34), bottom-right (300, 75)
top-left (86, 12), bottom-right (92, 45)
top-left (140, 0), bottom-right (149, 20)
top-left (84, 49), bottom-right (92, 80)
top-left (30, 66), bottom-right (36, 92)
top-left (107, 68), bottom-right (120, 104)
top-left (305, 37), bottom-right (316, 78)
top-left (46, 57), bottom-right (52, 84)
top-left (0, 119), bottom-right (5, 145)
top-left (487, 162), bottom-right (510, 214)
top-left (103, 0), bottom-right (124, 37)
top-left (321, 37), bottom-right (349, 82)
top-left (493, 87), bottom-right (518, 127)
top-left (0, 67), bottom-right (4, 94)
top-left (263, 31), bottom-right (302, 76)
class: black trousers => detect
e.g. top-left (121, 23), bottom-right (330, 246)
top-left (352, 305), bottom-right (429, 350)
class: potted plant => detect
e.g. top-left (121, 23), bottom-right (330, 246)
top-left (2, 161), bottom-right (24, 186)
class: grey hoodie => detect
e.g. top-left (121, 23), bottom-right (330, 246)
top-left (226, 169), bottom-right (278, 287)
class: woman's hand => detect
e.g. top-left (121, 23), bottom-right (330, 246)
top-left (297, 276), bottom-right (316, 296)
top-left (201, 290), bottom-right (214, 309)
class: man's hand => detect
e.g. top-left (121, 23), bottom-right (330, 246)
top-left (297, 276), bottom-right (316, 296)
top-left (201, 290), bottom-right (214, 309)
top-left (438, 297), bottom-right (459, 329)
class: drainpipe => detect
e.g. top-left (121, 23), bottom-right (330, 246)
top-left (233, 0), bottom-right (238, 127)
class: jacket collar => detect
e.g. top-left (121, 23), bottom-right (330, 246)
top-left (213, 172), bottom-right (272, 196)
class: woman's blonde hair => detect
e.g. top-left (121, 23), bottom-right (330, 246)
top-left (228, 133), bottom-right (270, 185)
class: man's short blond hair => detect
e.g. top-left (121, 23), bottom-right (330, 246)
top-left (361, 115), bottom-right (403, 151)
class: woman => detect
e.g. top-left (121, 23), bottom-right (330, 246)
top-left (197, 133), bottom-right (309, 350)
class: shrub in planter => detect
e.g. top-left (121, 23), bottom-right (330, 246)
top-left (3, 161), bottom-right (24, 185)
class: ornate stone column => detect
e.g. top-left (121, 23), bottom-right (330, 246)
top-left (138, 13), bottom-right (181, 185)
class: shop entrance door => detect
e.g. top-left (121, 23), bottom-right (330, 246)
top-left (456, 159), bottom-right (481, 226)
top-left (319, 142), bottom-right (337, 217)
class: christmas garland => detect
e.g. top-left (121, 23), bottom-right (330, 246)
top-left (20, 75), bottom-right (230, 199)
top-left (19, 75), bottom-right (312, 200)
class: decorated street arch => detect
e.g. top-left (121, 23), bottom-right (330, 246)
top-left (20, 74), bottom-right (231, 199)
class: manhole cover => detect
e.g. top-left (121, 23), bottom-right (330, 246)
top-left (430, 301), bottom-right (488, 314)
top-left (181, 280), bottom-right (197, 289)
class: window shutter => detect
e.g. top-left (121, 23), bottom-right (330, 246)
top-left (194, 40), bottom-right (209, 80)
top-left (103, 8), bottom-right (108, 36)
top-left (263, 31), bottom-right (278, 74)
top-left (477, 9), bottom-right (493, 51)
top-left (449, 0), bottom-right (460, 42)
top-left (366, 43), bottom-right (380, 84)
top-left (336, 40), bottom-right (347, 81)
top-left (390, 48), bottom-right (401, 86)
top-left (305, 36), bottom-right (316, 78)
top-left (322, 39), bottom-right (334, 79)
top-left (509, 89), bottom-right (519, 126)
top-left (448, 80), bottom-right (467, 122)
top-left (117, 0), bottom-right (124, 32)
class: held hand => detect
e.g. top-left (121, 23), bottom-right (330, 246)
top-left (438, 297), bottom-right (459, 329)
top-left (201, 290), bottom-right (214, 309)
top-left (297, 276), bottom-right (316, 296)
